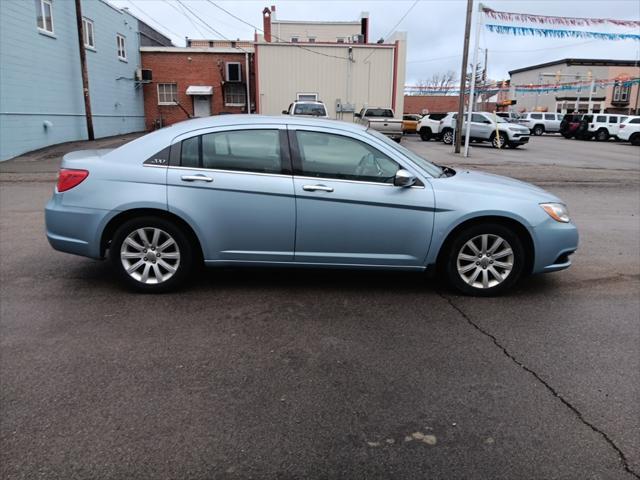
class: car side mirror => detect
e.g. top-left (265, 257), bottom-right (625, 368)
top-left (354, 112), bottom-right (361, 118)
top-left (281, 110), bottom-right (288, 115)
top-left (394, 169), bottom-right (416, 187)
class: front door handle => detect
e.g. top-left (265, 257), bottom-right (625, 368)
top-left (181, 174), bottom-right (213, 182)
top-left (303, 184), bottom-right (334, 192)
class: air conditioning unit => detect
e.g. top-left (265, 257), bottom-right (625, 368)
top-left (352, 34), bottom-right (365, 44)
top-left (135, 68), bottom-right (152, 82)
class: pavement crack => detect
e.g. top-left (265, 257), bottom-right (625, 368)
top-left (438, 292), bottom-right (640, 479)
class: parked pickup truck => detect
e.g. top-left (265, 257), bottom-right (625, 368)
top-left (355, 107), bottom-right (403, 142)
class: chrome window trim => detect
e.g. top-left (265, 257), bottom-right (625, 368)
top-left (164, 165), bottom-right (292, 178)
top-left (294, 175), bottom-right (425, 189)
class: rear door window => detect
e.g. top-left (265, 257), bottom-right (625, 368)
top-left (610, 116), bottom-right (618, 124)
top-left (596, 115), bottom-right (606, 123)
top-left (530, 113), bottom-right (543, 120)
top-left (544, 114), bottom-right (555, 120)
top-left (180, 130), bottom-right (283, 174)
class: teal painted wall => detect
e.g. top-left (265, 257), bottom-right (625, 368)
top-left (0, 0), bottom-right (145, 160)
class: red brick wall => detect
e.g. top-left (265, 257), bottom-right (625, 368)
top-left (403, 95), bottom-right (497, 114)
top-left (141, 51), bottom-right (256, 130)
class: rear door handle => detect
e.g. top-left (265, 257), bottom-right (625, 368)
top-left (181, 174), bottom-right (213, 182)
top-left (303, 184), bottom-right (334, 192)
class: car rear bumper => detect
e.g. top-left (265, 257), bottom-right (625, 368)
top-left (45, 197), bottom-right (108, 259)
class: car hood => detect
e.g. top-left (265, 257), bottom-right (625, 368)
top-left (435, 169), bottom-right (561, 202)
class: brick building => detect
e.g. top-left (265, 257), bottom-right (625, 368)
top-left (404, 95), bottom-right (497, 115)
top-left (140, 46), bottom-right (255, 130)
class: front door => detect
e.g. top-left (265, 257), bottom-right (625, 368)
top-left (289, 127), bottom-right (434, 267)
top-left (167, 125), bottom-right (295, 263)
top-left (193, 95), bottom-right (211, 117)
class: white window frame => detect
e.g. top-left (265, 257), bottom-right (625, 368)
top-left (307, 36), bottom-right (316, 43)
top-left (224, 83), bottom-right (246, 107)
top-left (336, 37), bottom-right (346, 43)
top-left (82, 17), bottom-right (95, 50)
top-left (36, 0), bottom-right (54, 35)
top-left (225, 62), bottom-right (242, 82)
top-left (296, 92), bottom-right (319, 101)
top-left (613, 82), bottom-right (630, 103)
top-left (157, 83), bottom-right (178, 105)
top-left (116, 34), bottom-right (127, 61)
top-left (290, 36), bottom-right (299, 43)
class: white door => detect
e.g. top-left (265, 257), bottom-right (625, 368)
top-left (193, 96), bottom-right (211, 117)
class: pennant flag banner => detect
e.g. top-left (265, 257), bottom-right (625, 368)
top-left (485, 24), bottom-right (640, 41)
top-left (481, 7), bottom-right (640, 28)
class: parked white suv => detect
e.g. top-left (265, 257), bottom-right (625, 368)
top-left (518, 112), bottom-right (564, 136)
top-left (417, 113), bottom-right (448, 141)
top-left (584, 113), bottom-right (629, 141)
top-left (617, 116), bottom-right (640, 145)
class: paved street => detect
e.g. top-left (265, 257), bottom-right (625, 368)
top-left (1, 133), bottom-right (639, 479)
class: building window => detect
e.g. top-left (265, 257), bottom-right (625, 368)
top-left (116, 34), bottom-right (126, 61)
top-left (308, 37), bottom-right (316, 43)
top-left (336, 37), bottom-right (345, 43)
top-left (224, 84), bottom-right (246, 106)
top-left (158, 83), bottom-right (178, 105)
top-left (290, 36), bottom-right (299, 43)
top-left (613, 82), bottom-right (631, 103)
top-left (35, 0), bottom-right (54, 34)
top-left (297, 92), bottom-right (318, 101)
top-left (225, 62), bottom-right (242, 82)
top-left (82, 18), bottom-right (95, 49)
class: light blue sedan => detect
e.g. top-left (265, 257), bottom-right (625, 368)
top-left (45, 115), bottom-right (578, 295)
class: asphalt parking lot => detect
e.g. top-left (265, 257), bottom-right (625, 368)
top-left (1, 133), bottom-right (639, 479)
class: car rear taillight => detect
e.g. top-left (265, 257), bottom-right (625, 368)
top-left (620, 124), bottom-right (626, 129)
top-left (57, 169), bottom-right (89, 192)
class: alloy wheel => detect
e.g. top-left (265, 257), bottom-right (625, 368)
top-left (120, 227), bottom-right (181, 284)
top-left (456, 234), bottom-right (514, 289)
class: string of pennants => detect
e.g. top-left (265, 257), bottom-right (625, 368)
top-left (404, 77), bottom-right (640, 96)
top-left (482, 7), bottom-right (640, 41)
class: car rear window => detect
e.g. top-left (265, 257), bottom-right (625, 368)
top-left (366, 109), bottom-right (394, 118)
top-left (596, 115), bottom-right (606, 122)
top-left (294, 103), bottom-right (327, 116)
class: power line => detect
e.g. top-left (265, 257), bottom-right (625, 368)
top-left (124, 0), bottom-right (184, 41)
top-left (205, 0), bottom-right (350, 61)
top-left (362, 0), bottom-right (419, 63)
top-left (173, 0), bottom-right (251, 53)
top-left (171, 0), bottom-right (207, 39)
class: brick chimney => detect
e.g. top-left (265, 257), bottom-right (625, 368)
top-left (262, 6), bottom-right (274, 42)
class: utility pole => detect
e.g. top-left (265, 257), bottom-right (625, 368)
top-left (455, 0), bottom-right (474, 154)
top-left (463, 2), bottom-right (483, 157)
top-left (74, 0), bottom-right (94, 140)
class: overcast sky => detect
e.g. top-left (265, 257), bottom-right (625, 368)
top-left (112, 0), bottom-right (640, 84)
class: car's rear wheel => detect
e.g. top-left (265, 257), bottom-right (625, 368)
top-left (110, 216), bottom-right (193, 293)
top-left (533, 125), bottom-right (544, 136)
top-left (442, 129), bottom-right (454, 145)
top-left (630, 133), bottom-right (640, 146)
top-left (595, 128), bottom-right (609, 141)
top-left (491, 133), bottom-right (507, 148)
top-left (419, 128), bottom-right (432, 141)
top-left (445, 223), bottom-right (525, 296)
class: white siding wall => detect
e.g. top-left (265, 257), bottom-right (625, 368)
top-left (272, 22), bottom-right (360, 43)
top-left (257, 42), bottom-right (405, 120)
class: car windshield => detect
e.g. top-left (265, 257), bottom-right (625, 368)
top-left (366, 109), bottom-right (394, 118)
top-left (294, 103), bottom-right (327, 116)
top-left (366, 129), bottom-right (443, 178)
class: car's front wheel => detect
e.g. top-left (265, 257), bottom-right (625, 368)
top-left (491, 133), bottom-right (507, 148)
top-left (444, 223), bottom-right (525, 296)
top-left (110, 216), bottom-right (193, 292)
top-left (533, 125), bottom-right (544, 136)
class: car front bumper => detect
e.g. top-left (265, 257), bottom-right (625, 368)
top-left (530, 219), bottom-right (579, 274)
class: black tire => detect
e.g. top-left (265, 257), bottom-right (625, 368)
top-left (419, 128), bottom-right (432, 141)
top-left (490, 132), bottom-right (507, 149)
top-left (533, 125), bottom-right (544, 136)
top-left (444, 223), bottom-right (526, 296)
top-left (110, 216), bottom-right (194, 293)
top-left (630, 133), bottom-right (640, 146)
top-left (595, 128), bottom-right (609, 142)
top-left (507, 143), bottom-right (520, 149)
top-left (441, 128), bottom-right (454, 145)
top-left (562, 132), bottom-right (573, 139)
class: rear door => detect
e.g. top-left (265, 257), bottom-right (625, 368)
top-left (288, 126), bottom-right (434, 267)
top-left (544, 113), bottom-right (560, 132)
top-left (166, 124), bottom-right (296, 263)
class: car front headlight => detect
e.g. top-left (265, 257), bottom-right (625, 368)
top-left (540, 203), bottom-right (571, 223)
